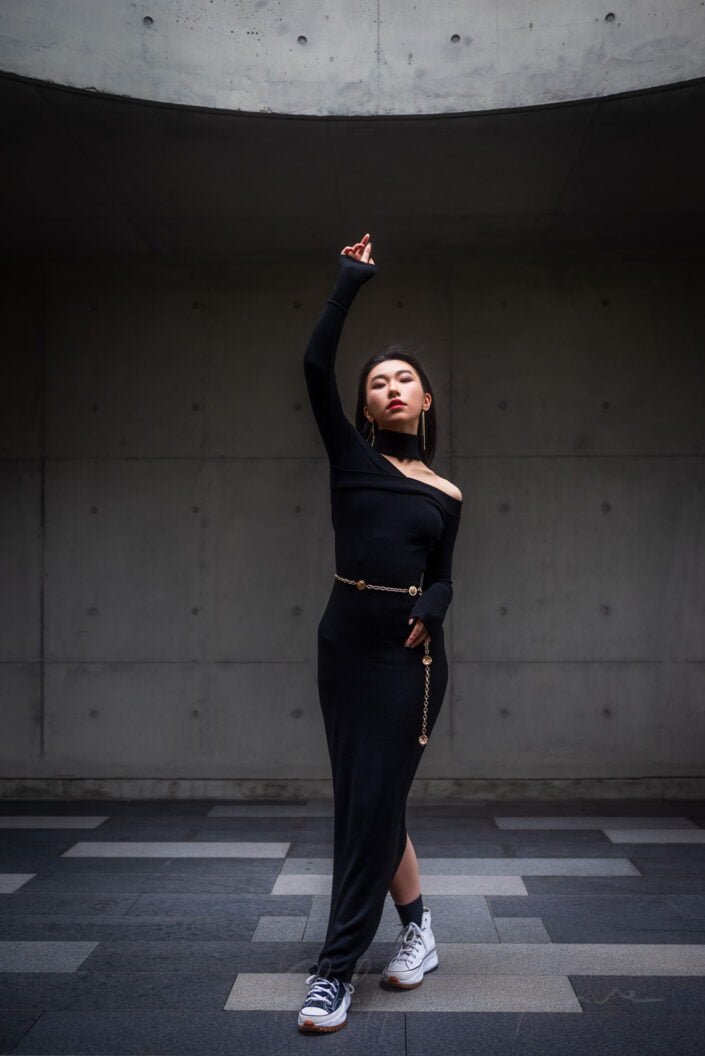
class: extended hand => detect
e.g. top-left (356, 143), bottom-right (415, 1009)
top-left (341, 232), bottom-right (375, 265)
top-left (405, 617), bottom-right (430, 648)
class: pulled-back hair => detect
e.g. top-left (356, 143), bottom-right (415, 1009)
top-left (354, 343), bottom-right (438, 465)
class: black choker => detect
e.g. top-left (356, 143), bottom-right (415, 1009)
top-left (375, 427), bottom-right (422, 461)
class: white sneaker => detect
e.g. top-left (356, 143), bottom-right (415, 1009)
top-left (297, 973), bottom-right (354, 1033)
top-left (380, 906), bottom-right (439, 989)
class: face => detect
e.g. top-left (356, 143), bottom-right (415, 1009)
top-left (364, 359), bottom-right (431, 431)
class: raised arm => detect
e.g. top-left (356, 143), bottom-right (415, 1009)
top-left (408, 509), bottom-right (461, 639)
top-left (303, 251), bottom-right (377, 461)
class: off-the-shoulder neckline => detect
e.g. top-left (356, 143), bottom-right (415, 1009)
top-left (373, 449), bottom-right (463, 507)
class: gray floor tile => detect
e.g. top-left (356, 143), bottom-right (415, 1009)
top-left (495, 816), bottom-right (699, 830)
top-left (3, 796), bottom-right (705, 1055)
top-left (0, 893), bottom-right (138, 917)
top-left (61, 840), bottom-right (290, 857)
top-left (227, 970), bottom-right (581, 1012)
top-left (523, 875), bottom-right (705, 895)
top-left (22, 861), bottom-right (281, 894)
top-left (0, 970), bottom-right (238, 1011)
top-left (279, 855), bottom-right (639, 876)
top-left (272, 872), bottom-right (527, 895)
top-left (0, 872), bottom-right (35, 892)
top-left (605, 828), bottom-right (705, 843)
top-left (0, 941), bottom-right (97, 972)
top-left (436, 941), bottom-right (705, 974)
top-left (209, 801), bottom-right (334, 817)
top-left (0, 816), bottom-right (109, 829)
top-left (494, 917), bottom-right (552, 943)
top-left (11, 1010), bottom-right (406, 1054)
top-left (572, 975), bottom-right (705, 1014)
top-left (252, 915), bottom-right (307, 942)
top-left (0, 1011), bottom-right (42, 1053)
top-left (406, 1011), bottom-right (705, 1055)
top-left (487, 892), bottom-right (704, 942)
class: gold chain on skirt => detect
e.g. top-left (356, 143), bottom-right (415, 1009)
top-left (333, 573), bottom-right (432, 747)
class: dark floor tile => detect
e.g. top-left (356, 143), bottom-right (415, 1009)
top-left (610, 845), bottom-right (705, 860)
top-left (0, 1011), bottom-right (42, 1055)
top-left (626, 857), bottom-right (705, 876)
top-left (523, 876), bottom-right (705, 896)
top-left (0, 800), bottom-right (215, 817)
top-left (12, 1009), bottom-right (406, 1054)
top-left (667, 895), bottom-right (705, 922)
top-left (0, 970), bottom-right (236, 1012)
top-left (572, 975), bottom-right (705, 1015)
top-left (21, 861), bottom-right (280, 895)
top-left (79, 940), bottom-right (325, 974)
top-left (1, 901), bottom-right (311, 943)
top-left (488, 892), bottom-right (705, 941)
top-left (0, 894), bottom-right (139, 918)
top-left (406, 1011), bottom-right (705, 1055)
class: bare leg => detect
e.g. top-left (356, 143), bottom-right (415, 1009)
top-left (389, 832), bottom-right (421, 905)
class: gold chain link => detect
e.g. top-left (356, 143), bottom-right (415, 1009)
top-left (420, 639), bottom-right (432, 746)
top-left (333, 573), bottom-right (432, 747)
top-left (333, 573), bottom-right (421, 596)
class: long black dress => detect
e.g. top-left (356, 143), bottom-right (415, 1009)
top-left (303, 252), bottom-right (463, 984)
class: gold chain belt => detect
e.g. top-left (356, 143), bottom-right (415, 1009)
top-left (333, 572), bottom-right (433, 747)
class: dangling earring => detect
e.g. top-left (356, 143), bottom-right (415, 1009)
top-left (421, 409), bottom-right (426, 454)
top-left (368, 418), bottom-right (376, 446)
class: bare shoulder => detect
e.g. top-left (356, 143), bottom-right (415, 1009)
top-left (427, 472), bottom-right (463, 502)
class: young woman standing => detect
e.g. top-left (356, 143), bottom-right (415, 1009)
top-left (298, 233), bottom-right (463, 1033)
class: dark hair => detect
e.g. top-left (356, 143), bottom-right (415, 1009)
top-left (354, 343), bottom-right (438, 465)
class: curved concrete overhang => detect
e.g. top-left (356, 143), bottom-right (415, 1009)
top-left (1, 0), bottom-right (704, 117)
top-left (2, 67), bottom-right (704, 263)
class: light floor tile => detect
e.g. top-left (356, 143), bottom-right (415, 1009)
top-left (0, 873), bottom-right (35, 893)
top-left (225, 971), bottom-right (582, 1012)
top-left (494, 816), bottom-right (698, 830)
top-left (272, 873), bottom-right (527, 896)
top-left (61, 841), bottom-right (290, 858)
top-left (604, 829), bottom-right (705, 843)
top-left (437, 942), bottom-right (705, 975)
top-left (280, 857), bottom-right (333, 874)
top-left (280, 856), bottom-right (639, 877)
top-left (252, 915), bottom-right (307, 942)
top-left (0, 816), bottom-right (110, 828)
top-left (0, 941), bottom-right (98, 972)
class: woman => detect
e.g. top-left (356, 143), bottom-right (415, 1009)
top-left (298, 232), bottom-right (463, 1033)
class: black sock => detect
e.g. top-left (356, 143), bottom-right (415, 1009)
top-left (394, 892), bottom-right (424, 927)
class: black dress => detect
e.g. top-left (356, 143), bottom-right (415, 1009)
top-left (303, 252), bottom-right (463, 984)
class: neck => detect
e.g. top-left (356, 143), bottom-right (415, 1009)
top-left (375, 426), bottom-right (423, 461)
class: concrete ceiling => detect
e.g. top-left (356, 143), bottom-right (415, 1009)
top-left (2, 71), bottom-right (704, 263)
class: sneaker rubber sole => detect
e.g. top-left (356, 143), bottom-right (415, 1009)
top-left (380, 946), bottom-right (439, 990)
top-left (297, 990), bottom-right (351, 1032)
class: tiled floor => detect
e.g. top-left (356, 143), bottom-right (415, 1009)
top-left (1, 797), bottom-right (705, 1053)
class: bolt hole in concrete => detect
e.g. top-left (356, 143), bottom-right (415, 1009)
top-left (605, 12), bottom-right (616, 21)
top-left (297, 35), bottom-right (307, 45)
top-left (143, 16), bottom-right (153, 27)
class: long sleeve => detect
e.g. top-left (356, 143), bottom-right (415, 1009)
top-left (303, 253), bottom-right (377, 461)
top-left (408, 510), bottom-right (461, 638)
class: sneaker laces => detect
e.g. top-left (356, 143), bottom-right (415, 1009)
top-left (393, 921), bottom-right (424, 965)
top-left (304, 974), bottom-right (354, 1007)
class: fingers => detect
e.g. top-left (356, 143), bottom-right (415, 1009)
top-left (404, 618), bottom-right (429, 648)
top-left (340, 233), bottom-right (373, 262)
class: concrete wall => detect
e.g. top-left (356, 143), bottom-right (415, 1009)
top-left (1, 0), bottom-right (704, 116)
top-left (2, 254), bottom-right (704, 798)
